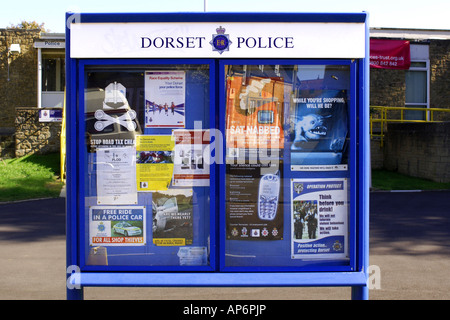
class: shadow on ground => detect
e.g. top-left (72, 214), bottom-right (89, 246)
top-left (0, 197), bottom-right (65, 242)
top-left (370, 191), bottom-right (450, 255)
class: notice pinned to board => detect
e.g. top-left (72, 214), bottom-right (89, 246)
top-left (89, 206), bottom-right (146, 246)
top-left (96, 146), bottom-right (137, 205)
top-left (172, 129), bottom-right (210, 187)
top-left (291, 178), bottom-right (348, 260)
top-left (152, 189), bottom-right (193, 246)
top-left (136, 135), bottom-right (174, 191)
top-left (144, 70), bottom-right (186, 128)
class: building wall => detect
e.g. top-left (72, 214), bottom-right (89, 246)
top-left (370, 68), bottom-right (406, 108)
top-left (384, 122), bottom-right (450, 183)
top-left (15, 108), bottom-right (61, 157)
top-left (430, 40), bottom-right (450, 121)
top-left (0, 29), bottom-right (40, 133)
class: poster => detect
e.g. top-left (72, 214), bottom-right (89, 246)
top-left (225, 75), bottom-right (284, 159)
top-left (96, 146), bottom-right (137, 205)
top-left (291, 178), bottom-right (348, 259)
top-left (145, 71), bottom-right (186, 128)
top-left (290, 89), bottom-right (348, 170)
top-left (89, 206), bottom-right (146, 246)
top-left (136, 135), bottom-right (174, 191)
top-left (226, 162), bottom-right (283, 241)
top-left (172, 129), bottom-right (210, 187)
top-left (152, 189), bottom-right (193, 246)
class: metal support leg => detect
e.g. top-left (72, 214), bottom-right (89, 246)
top-left (351, 285), bottom-right (368, 300)
top-left (67, 287), bottom-right (84, 300)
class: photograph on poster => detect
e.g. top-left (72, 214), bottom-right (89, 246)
top-left (145, 71), bottom-right (186, 128)
top-left (291, 178), bottom-right (348, 260)
top-left (96, 146), bottom-right (138, 205)
top-left (152, 189), bottom-right (194, 246)
top-left (89, 206), bottom-right (146, 246)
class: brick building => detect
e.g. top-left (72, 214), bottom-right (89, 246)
top-left (0, 29), bottom-right (64, 158)
top-left (370, 28), bottom-right (450, 182)
top-left (370, 28), bottom-right (450, 120)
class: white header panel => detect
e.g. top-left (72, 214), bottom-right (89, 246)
top-left (70, 22), bottom-right (366, 59)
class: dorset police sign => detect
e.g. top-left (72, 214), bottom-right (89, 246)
top-left (70, 22), bottom-right (365, 59)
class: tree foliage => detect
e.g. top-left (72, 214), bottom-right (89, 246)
top-left (9, 20), bottom-right (48, 32)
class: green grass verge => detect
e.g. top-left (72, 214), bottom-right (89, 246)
top-left (371, 169), bottom-right (450, 191)
top-left (0, 153), bottom-right (63, 202)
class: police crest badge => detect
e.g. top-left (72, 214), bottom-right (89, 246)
top-left (210, 26), bottom-right (231, 54)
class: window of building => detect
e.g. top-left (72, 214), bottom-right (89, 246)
top-left (42, 52), bottom-right (65, 92)
top-left (404, 45), bottom-right (429, 120)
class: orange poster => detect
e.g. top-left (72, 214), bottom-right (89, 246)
top-left (225, 75), bottom-right (285, 155)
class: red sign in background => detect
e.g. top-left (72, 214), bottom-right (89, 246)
top-left (370, 39), bottom-right (411, 70)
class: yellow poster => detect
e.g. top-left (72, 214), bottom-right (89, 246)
top-left (136, 135), bottom-right (174, 191)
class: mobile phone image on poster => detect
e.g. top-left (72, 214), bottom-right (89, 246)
top-left (144, 71), bottom-right (186, 128)
top-left (226, 162), bottom-right (283, 241)
top-left (291, 178), bottom-right (348, 260)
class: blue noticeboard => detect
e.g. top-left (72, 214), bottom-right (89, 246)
top-left (65, 12), bottom-right (370, 300)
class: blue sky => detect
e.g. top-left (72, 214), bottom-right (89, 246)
top-left (1, 0), bottom-right (449, 33)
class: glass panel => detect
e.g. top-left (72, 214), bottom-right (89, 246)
top-left (406, 70), bottom-right (427, 104)
top-left (223, 63), bottom-right (352, 269)
top-left (83, 64), bottom-right (211, 269)
top-left (405, 70), bottom-right (427, 120)
top-left (42, 54), bottom-right (65, 92)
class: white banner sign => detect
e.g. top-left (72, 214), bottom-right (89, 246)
top-left (70, 22), bottom-right (365, 59)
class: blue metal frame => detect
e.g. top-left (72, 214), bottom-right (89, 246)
top-left (66, 11), bottom-right (370, 300)
top-left (68, 12), bottom-right (367, 24)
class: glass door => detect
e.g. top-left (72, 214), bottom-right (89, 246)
top-left (220, 60), bottom-right (357, 271)
top-left (78, 59), bottom-right (216, 271)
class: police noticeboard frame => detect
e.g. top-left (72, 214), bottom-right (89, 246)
top-left (66, 12), bottom-right (370, 300)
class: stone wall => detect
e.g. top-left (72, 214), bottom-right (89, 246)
top-left (430, 40), bottom-right (450, 121)
top-left (370, 68), bottom-right (405, 108)
top-left (0, 29), bottom-right (40, 132)
top-left (15, 108), bottom-right (61, 157)
top-left (383, 122), bottom-right (450, 183)
top-left (0, 134), bottom-right (15, 159)
top-left (370, 139), bottom-right (383, 170)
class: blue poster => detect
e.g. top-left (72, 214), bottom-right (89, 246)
top-left (290, 89), bottom-right (348, 169)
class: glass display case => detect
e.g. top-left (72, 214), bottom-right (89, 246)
top-left (78, 61), bottom-right (216, 270)
top-left (66, 12), bottom-right (370, 300)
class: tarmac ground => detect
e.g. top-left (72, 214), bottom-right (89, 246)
top-left (0, 190), bottom-right (449, 300)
